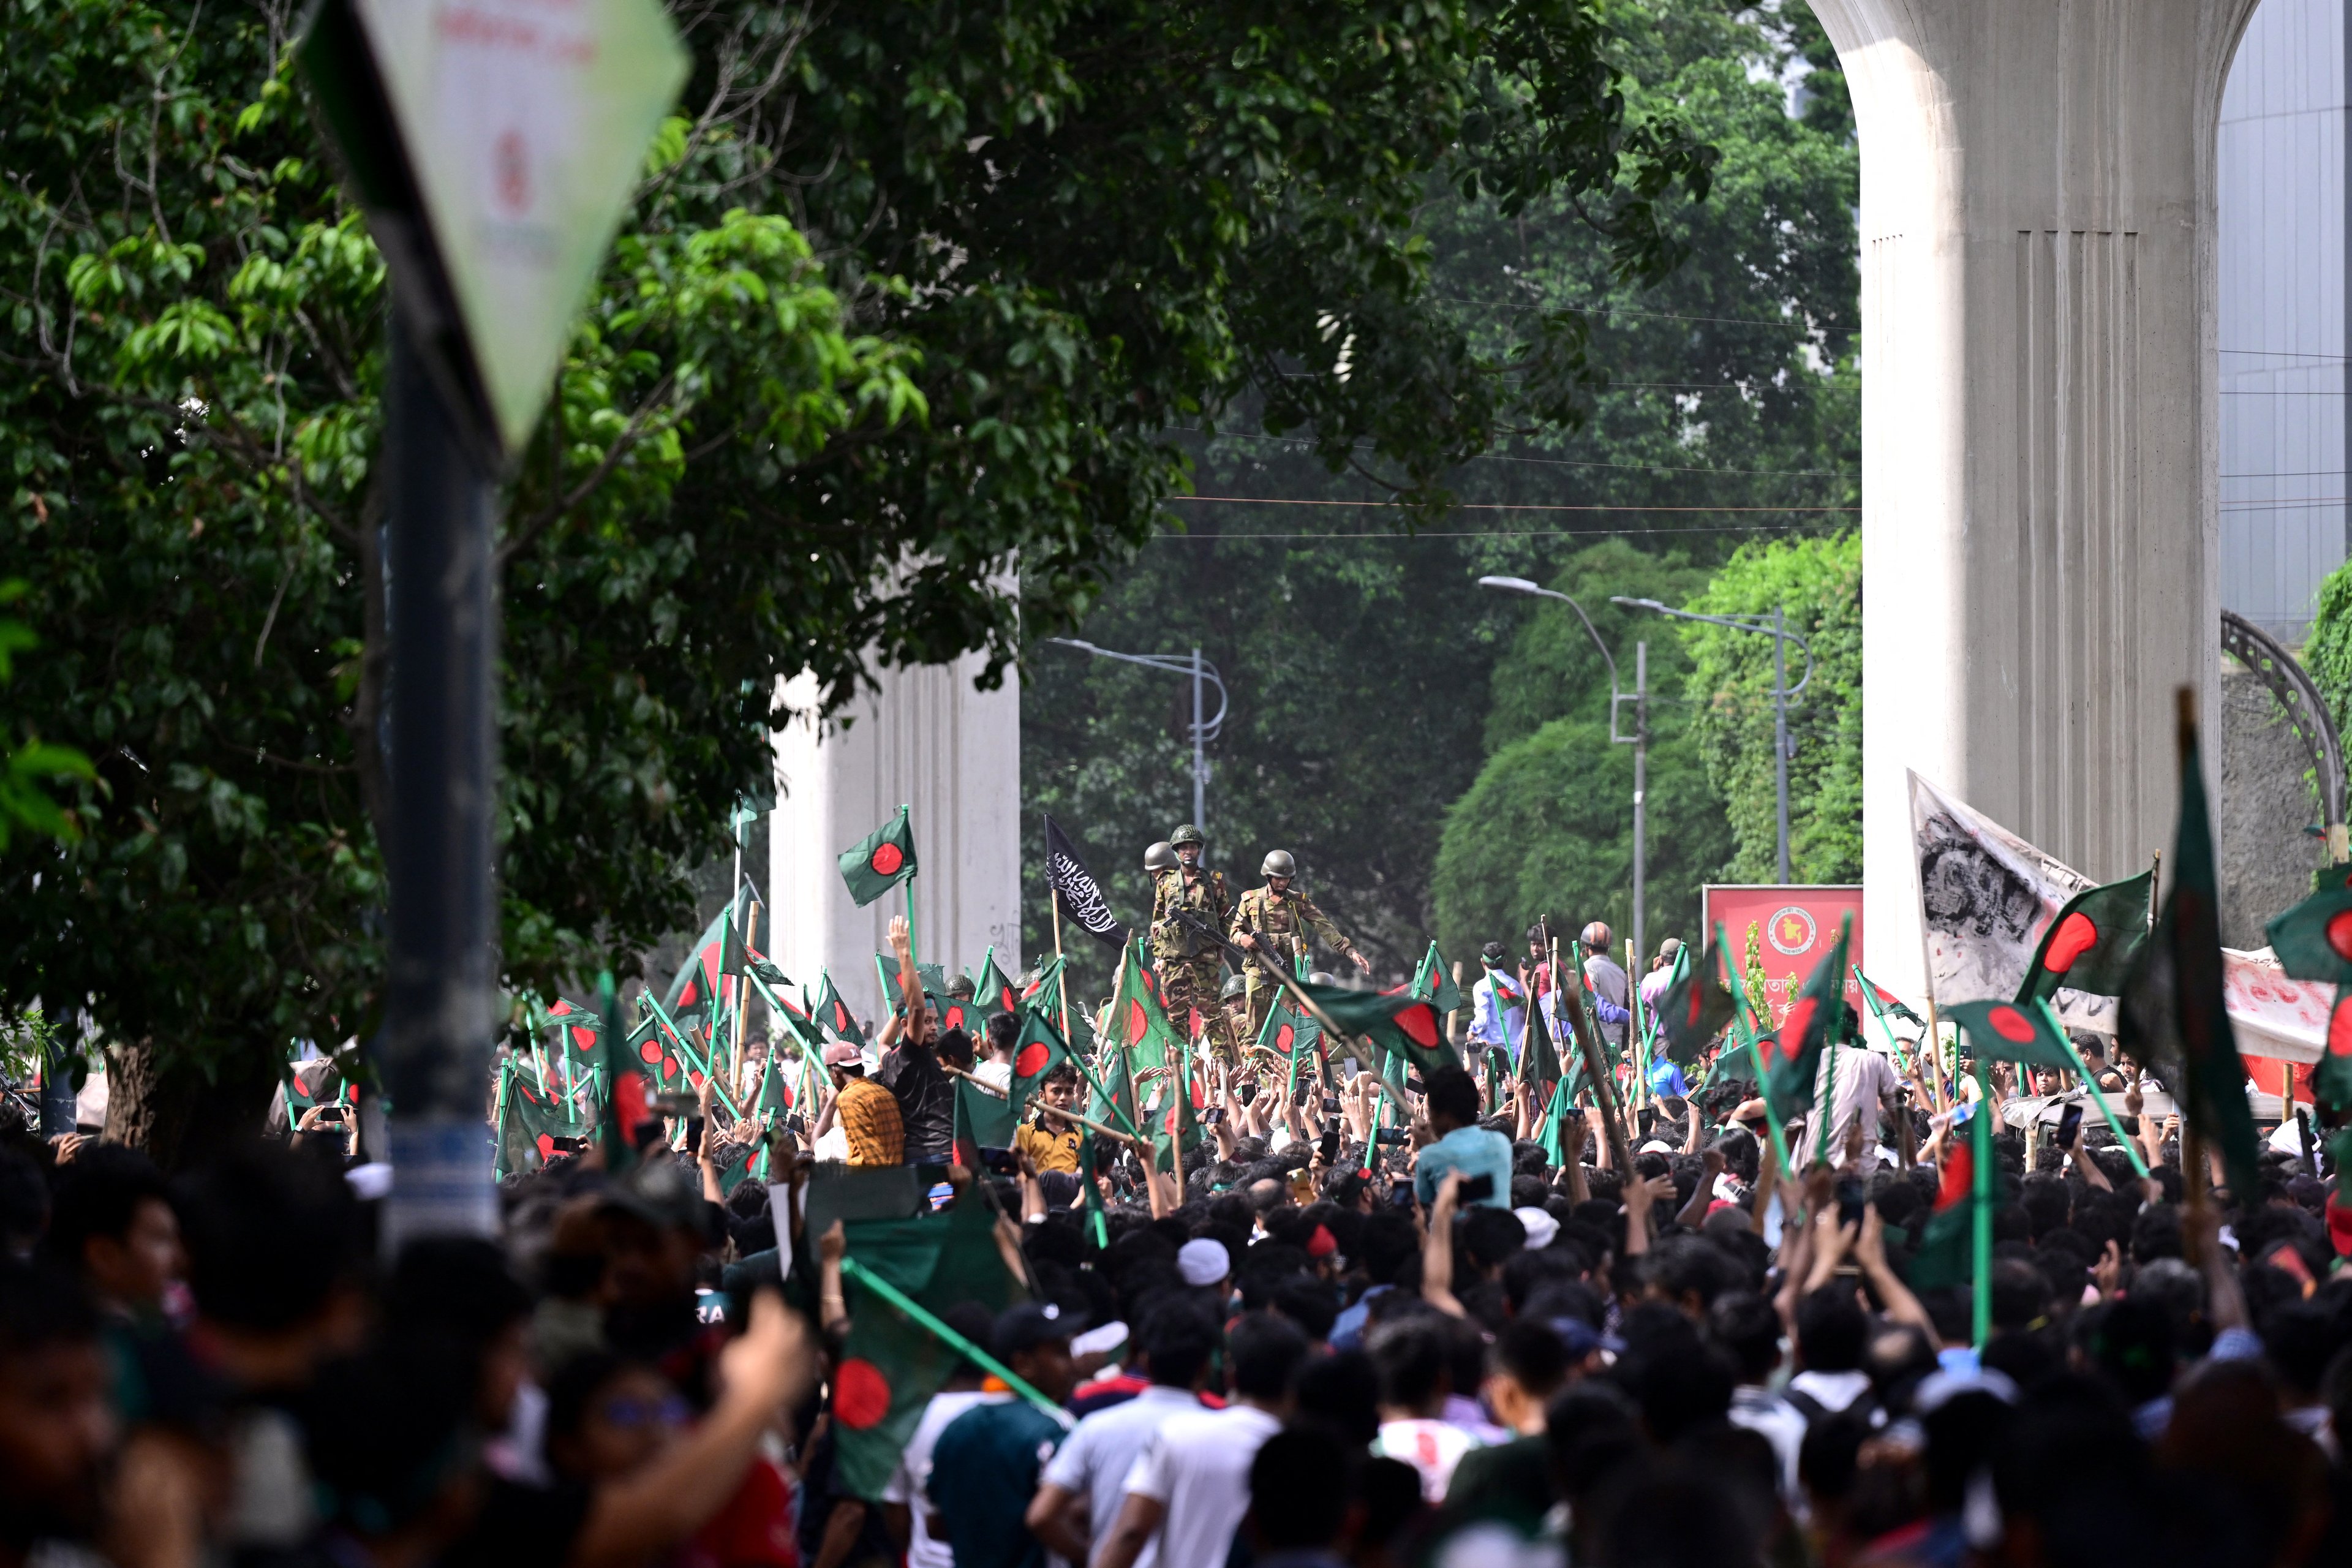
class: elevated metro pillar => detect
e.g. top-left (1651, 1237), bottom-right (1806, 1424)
top-left (1812, 0), bottom-right (2263, 997)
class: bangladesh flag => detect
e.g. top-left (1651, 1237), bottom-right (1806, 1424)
top-left (1008, 1009), bottom-right (1070, 1119)
top-left (1295, 976), bottom-right (1452, 1080)
top-left (834, 1200), bottom-right (1025, 1499)
top-left (1411, 942), bottom-right (1465, 1017)
top-left (932, 993), bottom-right (978, 1038)
top-left (2264, 869), bottom-right (2352, 986)
top-left (543, 997), bottom-right (602, 1061)
top-left (1906, 1135), bottom-right (1976, 1291)
top-left (1751, 916), bottom-right (1851, 1110)
top-left (1022, 956), bottom-right (1067, 1024)
top-left (812, 970), bottom-right (866, 1047)
top-left (2318, 995), bottom-right (2352, 1111)
top-left (1256, 1000), bottom-right (1314, 1061)
top-left (1654, 945), bottom-right (1735, 1066)
top-left (2119, 705), bottom-right (2261, 1203)
top-left (595, 975), bottom-right (654, 1169)
top-left (1152, 1080), bottom-right (1204, 1174)
top-left (665, 885), bottom-right (757, 1021)
top-left (838, 806), bottom-right (918, 907)
top-left (1520, 985), bottom-right (1565, 1085)
top-left (953, 1076), bottom-right (1020, 1162)
top-left (1944, 999), bottom-right (2075, 1069)
top-left (974, 949), bottom-right (1022, 1018)
top-left (1086, 1042), bottom-right (1139, 1137)
top-left (1108, 944), bottom-right (1178, 1072)
top-left (2018, 871), bottom-right (2154, 1005)
top-left (496, 1060), bottom-right (590, 1177)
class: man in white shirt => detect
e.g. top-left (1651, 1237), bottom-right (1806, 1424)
top-left (878, 1305), bottom-right (1006, 1568)
top-left (1467, 943), bottom-right (1526, 1061)
top-left (1091, 1313), bottom-right (1310, 1568)
top-left (1025, 1302), bottom-right (1219, 1567)
top-left (1794, 1041), bottom-right (1905, 1165)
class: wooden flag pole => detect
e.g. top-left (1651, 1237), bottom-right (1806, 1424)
top-left (1051, 891), bottom-right (1074, 1047)
top-left (733, 900), bottom-right (759, 1091)
top-left (942, 1065), bottom-right (1143, 1148)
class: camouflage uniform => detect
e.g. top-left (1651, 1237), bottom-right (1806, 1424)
top-left (1151, 865), bottom-right (1237, 1057)
top-left (1231, 884), bottom-right (1363, 1039)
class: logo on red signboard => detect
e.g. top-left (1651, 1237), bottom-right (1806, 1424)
top-left (1767, 906), bottom-right (1818, 957)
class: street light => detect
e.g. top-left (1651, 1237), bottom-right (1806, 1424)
top-left (1476, 577), bottom-right (1648, 965)
top-left (1611, 597), bottom-right (1814, 884)
top-left (1047, 639), bottom-right (1230, 838)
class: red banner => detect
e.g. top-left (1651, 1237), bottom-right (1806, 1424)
top-left (1700, 884), bottom-right (1866, 1024)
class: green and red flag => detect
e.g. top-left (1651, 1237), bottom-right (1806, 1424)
top-left (663, 885), bottom-right (756, 1027)
top-left (1519, 984), bottom-right (1565, 1086)
top-left (1905, 1128), bottom-right (1978, 1291)
top-left (1295, 976), bottom-right (1453, 1081)
top-left (838, 805), bottom-right (918, 907)
top-left (1654, 945), bottom-right (1736, 1066)
top-left (932, 993), bottom-right (978, 1038)
top-left (1021, 956), bottom-right (1067, 1024)
top-left (1007, 1008), bottom-right (1071, 1120)
top-left (833, 1200), bottom-right (1025, 1499)
top-left (1107, 944), bottom-right (1178, 1072)
top-left (2119, 706), bottom-right (2262, 1202)
top-left (2318, 995), bottom-right (2352, 1111)
top-left (952, 1075), bottom-right (1020, 1164)
top-left (2264, 868), bottom-right (2352, 986)
top-left (2018, 871), bottom-right (2155, 1005)
top-left (811, 970), bottom-right (866, 1047)
top-left (1943, 998), bottom-right (2076, 1069)
top-left (1411, 942), bottom-right (1465, 1017)
top-left (595, 972), bottom-right (658, 1169)
top-left (1750, 916), bottom-right (1852, 1109)
top-left (974, 949), bottom-right (1022, 1019)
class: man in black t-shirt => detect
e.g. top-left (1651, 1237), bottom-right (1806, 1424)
top-left (876, 915), bottom-right (956, 1164)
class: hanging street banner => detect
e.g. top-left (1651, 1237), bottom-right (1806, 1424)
top-left (302, 0), bottom-right (689, 455)
top-left (1702, 883), bottom-right (1864, 1025)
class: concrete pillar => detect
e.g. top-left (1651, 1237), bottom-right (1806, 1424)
top-left (767, 658), bottom-right (1022, 1025)
top-left (1812, 0), bottom-right (2262, 997)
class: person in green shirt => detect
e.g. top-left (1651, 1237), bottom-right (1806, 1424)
top-left (924, 1302), bottom-right (1083, 1568)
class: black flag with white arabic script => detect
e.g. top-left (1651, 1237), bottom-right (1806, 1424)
top-left (1043, 815), bottom-right (1128, 951)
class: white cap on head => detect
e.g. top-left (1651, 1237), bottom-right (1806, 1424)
top-left (1513, 1206), bottom-right (1560, 1250)
top-left (1177, 1237), bottom-right (1232, 1288)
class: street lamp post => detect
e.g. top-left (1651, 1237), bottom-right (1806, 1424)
top-left (1612, 597), bottom-right (1813, 884)
top-left (1476, 577), bottom-right (1646, 964)
top-left (1047, 639), bottom-right (1230, 839)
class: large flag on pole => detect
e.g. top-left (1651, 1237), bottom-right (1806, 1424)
top-left (1909, 771), bottom-right (2117, 1031)
top-left (839, 806), bottom-right (918, 906)
top-left (1294, 976), bottom-right (1452, 1081)
top-left (1042, 815), bottom-right (1128, 950)
top-left (2015, 871), bottom-right (2154, 1006)
top-left (2119, 696), bottom-right (2261, 1203)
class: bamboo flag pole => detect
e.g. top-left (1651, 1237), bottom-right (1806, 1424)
top-left (942, 1065), bottom-right (1144, 1148)
top-left (1051, 891), bottom-right (1074, 1047)
top-left (733, 900), bottom-right (760, 1091)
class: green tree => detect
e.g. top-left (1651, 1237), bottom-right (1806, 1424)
top-left (1678, 530), bottom-right (1862, 883)
top-left (2, 0), bottom-right (1713, 1157)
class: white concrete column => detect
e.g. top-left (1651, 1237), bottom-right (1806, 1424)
top-left (767, 657), bottom-right (1022, 1023)
top-left (1812, 0), bottom-right (2262, 997)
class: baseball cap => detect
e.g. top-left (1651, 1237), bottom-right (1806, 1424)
top-left (1177, 1237), bottom-right (1231, 1287)
top-left (993, 1299), bottom-right (1088, 1357)
top-left (822, 1041), bottom-right (863, 1069)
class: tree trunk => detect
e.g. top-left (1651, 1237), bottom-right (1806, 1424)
top-left (101, 1039), bottom-right (282, 1172)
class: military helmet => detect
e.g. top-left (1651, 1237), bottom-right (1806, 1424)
top-left (1261, 849), bottom-right (1297, 878)
top-left (1170, 824), bottom-right (1206, 848)
top-left (1144, 840), bottom-right (1178, 873)
top-left (1220, 973), bottom-right (1247, 1001)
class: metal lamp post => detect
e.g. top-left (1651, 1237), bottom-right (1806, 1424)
top-left (1046, 639), bottom-right (1230, 840)
top-left (1611, 597), bottom-right (1813, 884)
top-left (1476, 577), bottom-right (1648, 964)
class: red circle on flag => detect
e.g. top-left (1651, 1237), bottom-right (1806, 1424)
top-left (1000, 987), bottom-right (1017, 1012)
top-left (2330, 1003), bottom-right (2352, 1058)
top-left (1127, 1001), bottom-right (1148, 1044)
top-left (1016, 1041), bottom-right (1052, 1078)
top-left (2043, 911), bottom-right (2098, 973)
top-left (1275, 1023), bottom-right (1295, 1053)
top-left (870, 843), bottom-right (905, 876)
top-left (2326, 910), bottom-right (2352, 962)
top-left (688, 1070), bottom-right (705, 1091)
top-left (1988, 1005), bottom-right (2036, 1042)
top-left (834, 1359), bottom-right (892, 1429)
top-left (680, 980), bottom-right (699, 1008)
top-left (1142, 970), bottom-right (1158, 997)
top-left (638, 1040), bottom-right (664, 1065)
top-left (536, 1134), bottom-right (556, 1161)
top-left (1396, 1004), bottom-right (1439, 1048)
top-left (1781, 998), bottom-right (1817, 1049)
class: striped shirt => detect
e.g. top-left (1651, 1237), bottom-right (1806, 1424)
top-left (838, 1077), bottom-right (904, 1166)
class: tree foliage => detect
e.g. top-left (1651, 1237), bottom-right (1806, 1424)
top-left (1679, 529), bottom-right (1862, 883)
top-left (1, 0), bottom-right (1717, 1129)
top-left (1025, 0), bottom-right (1861, 988)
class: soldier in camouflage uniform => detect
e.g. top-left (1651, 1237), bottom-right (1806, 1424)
top-left (1150, 824), bottom-right (1238, 1058)
top-left (1231, 850), bottom-right (1370, 1039)
top-left (1221, 972), bottom-right (1252, 1055)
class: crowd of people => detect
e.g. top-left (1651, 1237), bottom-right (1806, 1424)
top-left (4, 902), bottom-right (2352, 1568)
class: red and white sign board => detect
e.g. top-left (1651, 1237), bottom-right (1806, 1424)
top-left (1702, 884), bottom-right (1865, 1024)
